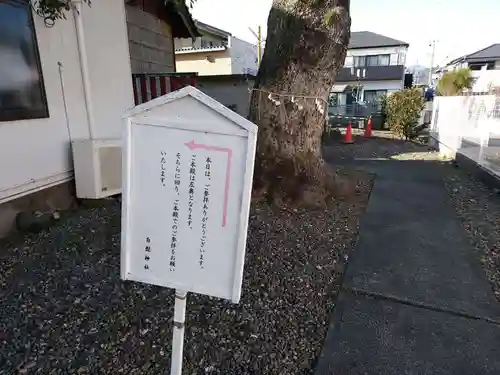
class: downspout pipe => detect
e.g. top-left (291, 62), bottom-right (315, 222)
top-left (72, 0), bottom-right (96, 140)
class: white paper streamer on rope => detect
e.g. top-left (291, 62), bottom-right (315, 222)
top-left (267, 93), bottom-right (281, 106)
top-left (252, 88), bottom-right (327, 114)
top-left (315, 98), bottom-right (325, 115)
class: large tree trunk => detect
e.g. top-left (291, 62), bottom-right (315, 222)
top-left (249, 0), bottom-right (351, 205)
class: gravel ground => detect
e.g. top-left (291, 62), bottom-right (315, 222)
top-left (323, 130), bottom-right (440, 163)
top-left (443, 166), bottom-right (500, 302)
top-left (0, 168), bottom-right (372, 374)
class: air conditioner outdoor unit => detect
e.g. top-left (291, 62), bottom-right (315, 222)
top-left (72, 139), bottom-right (122, 199)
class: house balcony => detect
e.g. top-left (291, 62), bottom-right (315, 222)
top-left (336, 65), bottom-right (405, 82)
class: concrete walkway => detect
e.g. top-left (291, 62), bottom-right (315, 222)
top-left (316, 159), bottom-right (500, 374)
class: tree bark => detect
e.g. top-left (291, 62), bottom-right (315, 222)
top-left (249, 0), bottom-right (351, 205)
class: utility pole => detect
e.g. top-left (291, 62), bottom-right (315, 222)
top-left (249, 25), bottom-right (264, 66)
top-left (428, 40), bottom-right (437, 87)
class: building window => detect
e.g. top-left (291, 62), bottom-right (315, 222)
top-left (0, 1), bottom-right (49, 122)
top-left (363, 90), bottom-right (387, 104)
top-left (328, 92), bottom-right (339, 107)
top-left (468, 61), bottom-right (495, 70)
top-left (354, 54), bottom-right (390, 67)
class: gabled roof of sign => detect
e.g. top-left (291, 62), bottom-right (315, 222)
top-left (123, 86), bottom-right (258, 134)
top-left (349, 31), bottom-right (409, 49)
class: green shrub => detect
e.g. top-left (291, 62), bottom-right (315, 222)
top-left (385, 88), bottom-right (425, 139)
top-left (436, 68), bottom-right (473, 96)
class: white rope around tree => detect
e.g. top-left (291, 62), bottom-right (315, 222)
top-left (249, 88), bottom-right (328, 116)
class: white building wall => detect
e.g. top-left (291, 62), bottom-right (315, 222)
top-left (344, 46), bottom-right (407, 67)
top-left (175, 50), bottom-right (233, 75)
top-left (229, 36), bottom-right (258, 75)
top-left (0, 3), bottom-right (134, 203)
top-left (81, 1), bottom-right (134, 139)
top-left (0, 13), bottom-right (85, 202)
top-left (471, 69), bottom-right (500, 92)
top-left (430, 95), bottom-right (500, 177)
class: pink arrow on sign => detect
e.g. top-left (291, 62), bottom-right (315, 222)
top-left (185, 140), bottom-right (233, 227)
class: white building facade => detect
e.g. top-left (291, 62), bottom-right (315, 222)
top-left (0, 0), bottom-right (134, 210)
top-left (331, 31), bottom-right (408, 108)
top-left (0, 0), bottom-right (202, 237)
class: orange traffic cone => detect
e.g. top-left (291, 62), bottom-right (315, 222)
top-left (342, 121), bottom-right (355, 144)
top-left (364, 117), bottom-right (373, 137)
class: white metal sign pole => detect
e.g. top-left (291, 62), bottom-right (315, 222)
top-left (170, 289), bottom-right (187, 375)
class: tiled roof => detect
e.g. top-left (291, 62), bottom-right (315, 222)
top-left (465, 44), bottom-right (500, 61)
top-left (446, 44), bottom-right (500, 66)
top-left (194, 20), bottom-right (231, 37)
top-left (349, 31), bottom-right (409, 49)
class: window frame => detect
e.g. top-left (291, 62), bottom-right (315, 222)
top-left (378, 54), bottom-right (390, 66)
top-left (0, 1), bottom-right (49, 122)
top-left (363, 89), bottom-right (387, 104)
top-left (353, 56), bottom-right (366, 67)
top-left (468, 61), bottom-right (495, 71)
top-left (354, 54), bottom-right (391, 68)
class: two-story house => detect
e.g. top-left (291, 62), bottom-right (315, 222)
top-left (174, 21), bottom-right (258, 76)
top-left (442, 44), bottom-right (500, 72)
top-left (435, 44), bottom-right (500, 91)
top-left (331, 31), bottom-right (408, 107)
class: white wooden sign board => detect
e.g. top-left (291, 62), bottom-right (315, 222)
top-left (121, 86), bottom-right (257, 303)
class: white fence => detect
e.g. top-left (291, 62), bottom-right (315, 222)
top-left (429, 95), bottom-right (500, 178)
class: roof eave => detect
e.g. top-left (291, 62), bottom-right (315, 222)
top-left (465, 56), bottom-right (500, 63)
top-left (348, 43), bottom-right (409, 50)
top-left (165, 0), bottom-right (200, 39)
top-left (194, 21), bottom-right (231, 38)
top-left (175, 46), bottom-right (227, 54)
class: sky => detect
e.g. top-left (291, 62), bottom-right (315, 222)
top-left (190, 0), bottom-right (500, 67)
